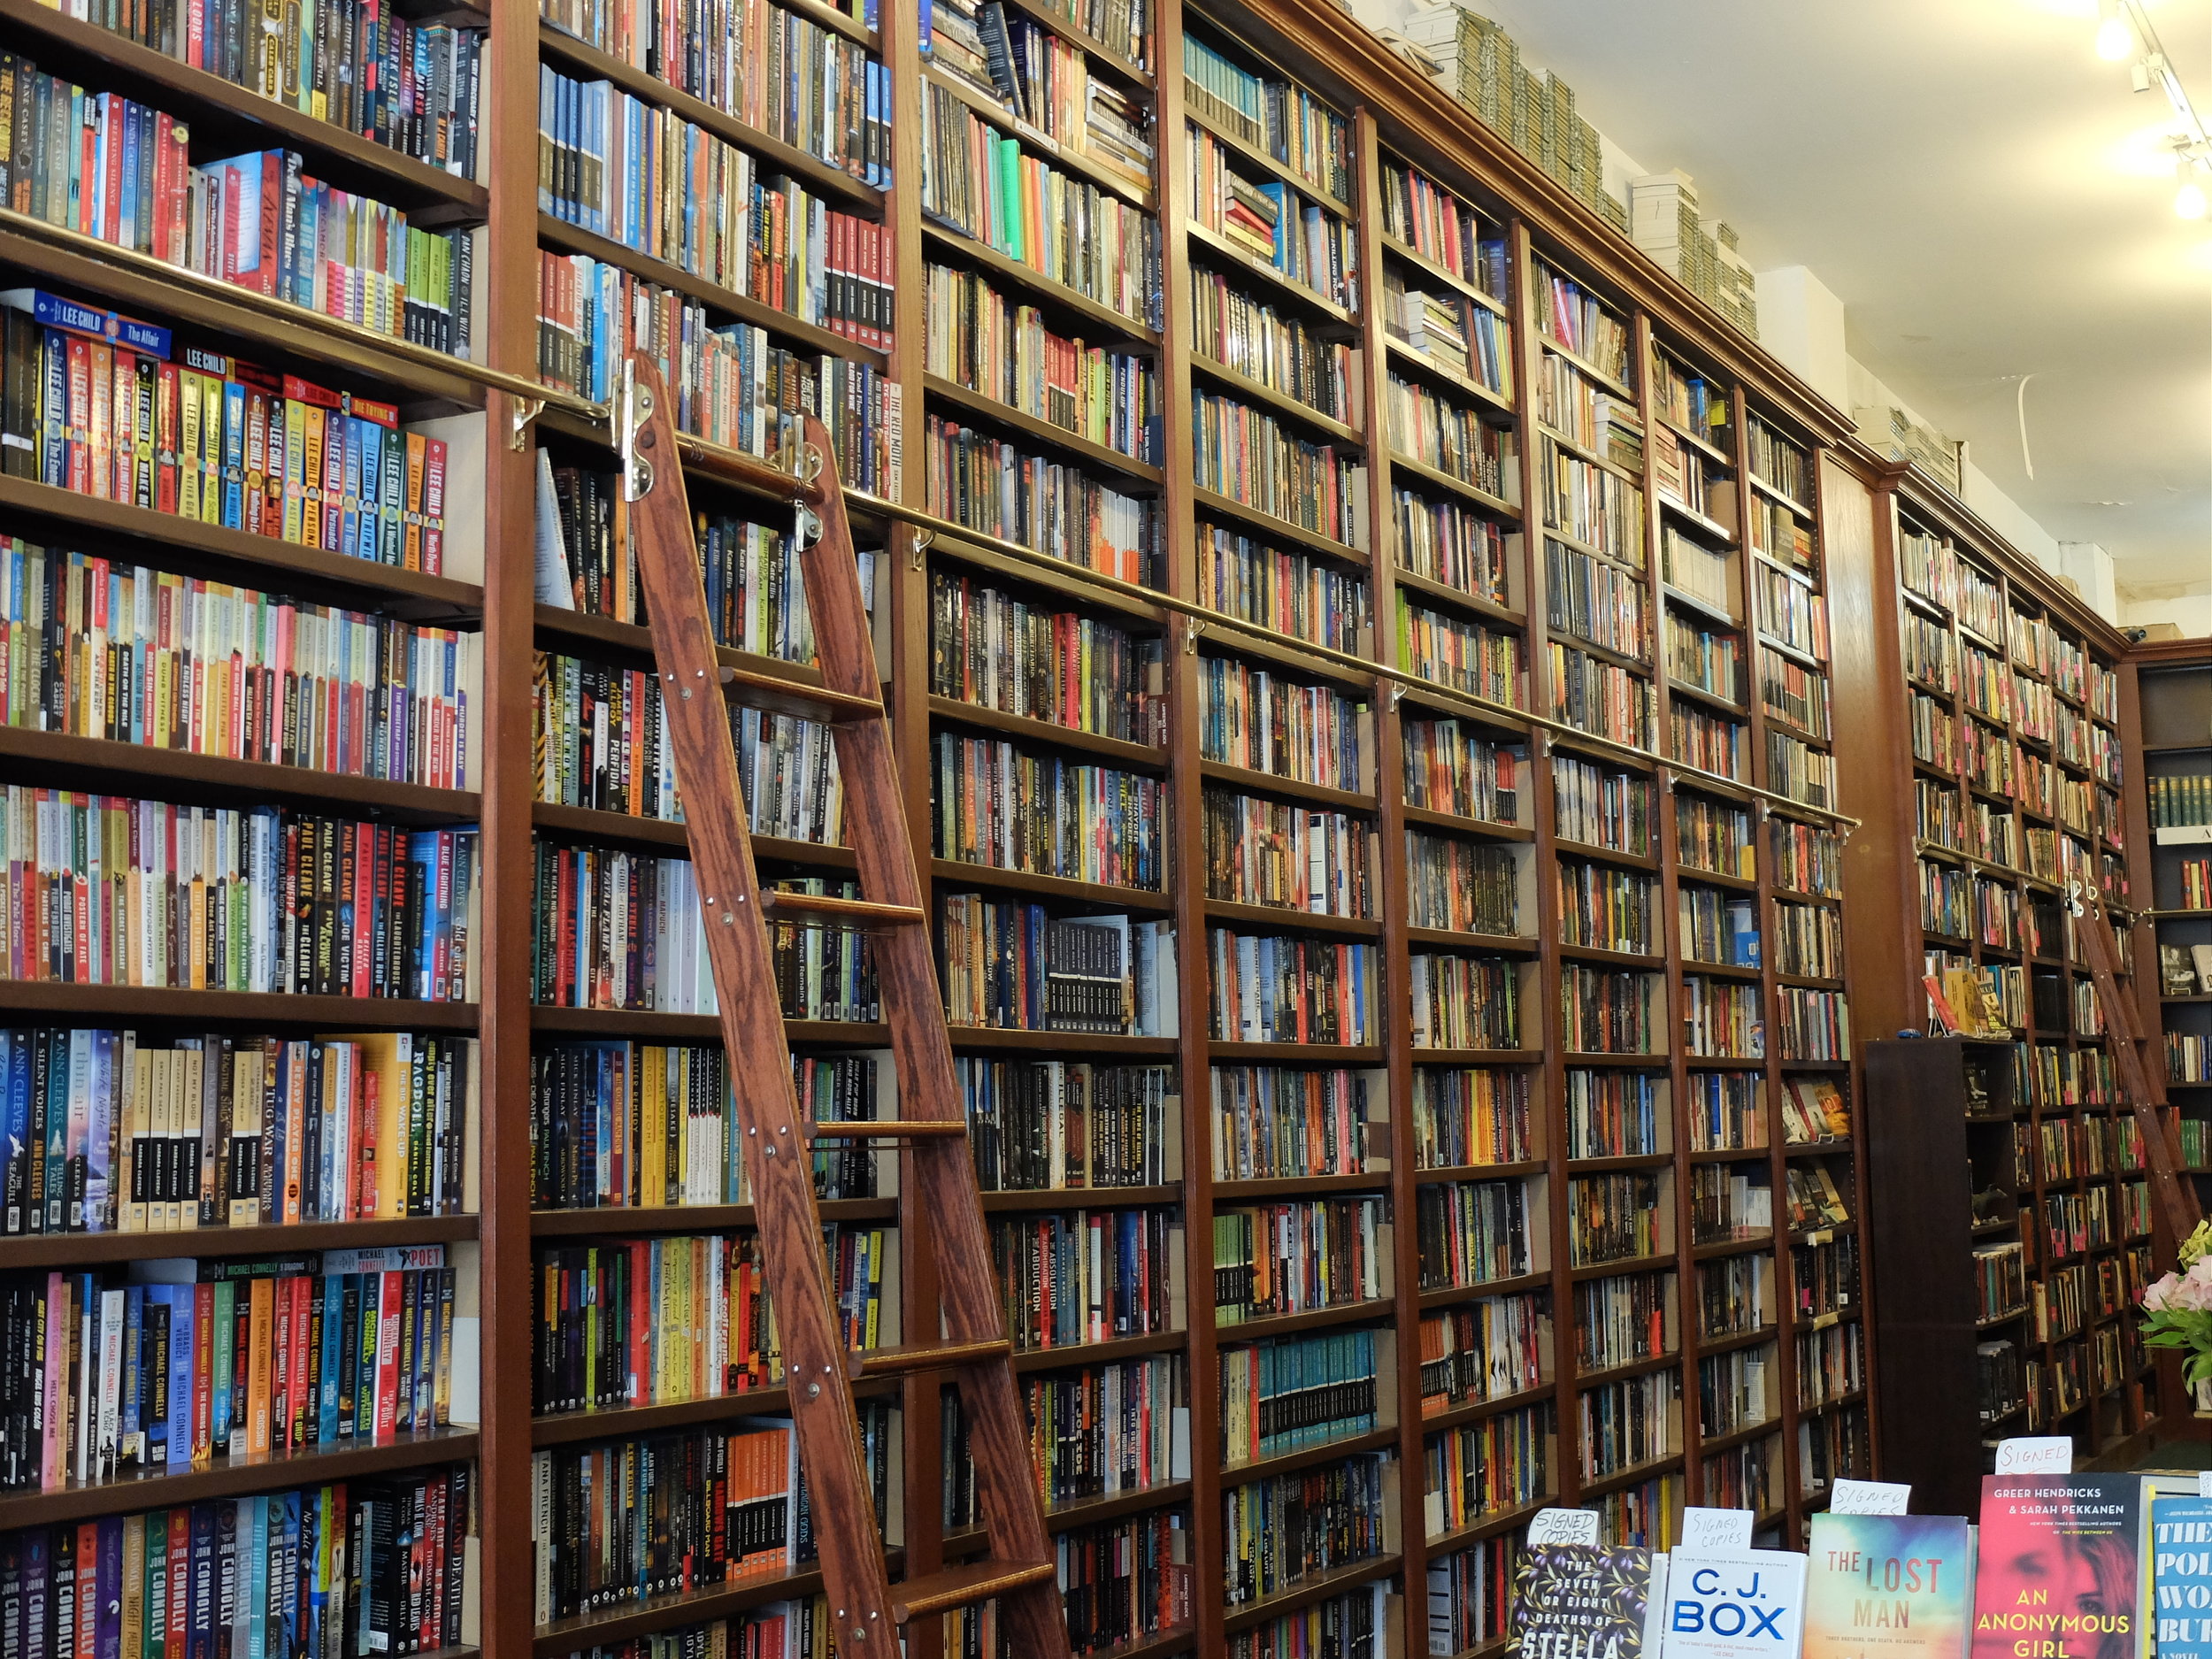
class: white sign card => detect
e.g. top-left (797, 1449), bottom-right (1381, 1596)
top-left (1991, 1436), bottom-right (2073, 1473)
top-left (1678, 1508), bottom-right (1754, 1552)
top-left (1527, 1507), bottom-right (1602, 1547)
top-left (1828, 1479), bottom-right (1911, 1515)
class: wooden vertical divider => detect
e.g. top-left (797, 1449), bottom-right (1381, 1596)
top-left (1352, 106), bottom-right (1423, 1654)
top-left (1640, 315), bottom-right (1701, 1520)
top-left (1152, 6), bottom-right (1218, 1649)
top-left (481, 0), bottom-right (553, 1643)
top-left (879, 0), bottom-right (941, 1632)
top-left (1816, 450), bottom-right (1888, 1483)
top-left (1506, 217), bottom-right (1578, 1522)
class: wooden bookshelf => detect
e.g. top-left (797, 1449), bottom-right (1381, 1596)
top-left (2128, 636), bottom-right (2212, 1430)
top-left (1830, 463), bottom-right (2156, 1470)
top-left (1, 0), bottom-right (2180, 1647)
top-left (1863, 1035), bottom-right (2024, 1518)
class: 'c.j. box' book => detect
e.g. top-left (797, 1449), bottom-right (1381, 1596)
top-left (1804, 1513), bottom-right (1973, 1659)
top-left (1970, 1474), bottom-right (2140, 1659)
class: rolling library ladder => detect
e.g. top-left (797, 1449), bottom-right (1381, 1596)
top-left (616, 355), bottom-right (1073, 1659)
top-left (2073, 884), bottom-right (2201, 1244)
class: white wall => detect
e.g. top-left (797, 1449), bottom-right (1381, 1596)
top-left (2120, 589), bottom-right (2212, 638)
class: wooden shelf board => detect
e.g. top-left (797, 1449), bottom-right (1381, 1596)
top-left (0, 983), bottom-right (478, 1028)
top-left (0, 1427), bottom-right (478, 1531)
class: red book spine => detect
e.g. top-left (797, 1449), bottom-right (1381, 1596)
top-left (287, 1274), bottom-right (311, 1450)
top-left (420, 437), bottom-right (446, 575)
top-left (269, 1271), bottom-right (293, 1450)
top-left (373, 1270), bottom-right (401, 1443)
top-left (164, 1505), bottom-right (188, 1659)
top-left (257, 155), bottom-right (282, 300)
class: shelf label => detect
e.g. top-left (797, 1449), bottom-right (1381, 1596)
top-left (1528, 1508), bottom-right (1602, 1547)
top-left (1680, 1507), bottom-right (1755, 1551)
top-left (1992, 1437), bottom-right (2073, 1473)
top-left (1830, 1479), bottom-right (1911, 1515)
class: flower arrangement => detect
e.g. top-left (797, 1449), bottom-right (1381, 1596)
top-left (2140, 1218), bottom-right (2212, 1387)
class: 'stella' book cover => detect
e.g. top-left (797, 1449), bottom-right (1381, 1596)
top-left (1511, 1543), bottom-right (1663, 1659)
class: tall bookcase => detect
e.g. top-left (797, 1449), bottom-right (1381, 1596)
top-left (1831, 465), bottom-right (2156, 1471)
top-left (2131, 641), bottom-right (2212, 1272)
top-left (4, 0), bottom-right (2177, 1650)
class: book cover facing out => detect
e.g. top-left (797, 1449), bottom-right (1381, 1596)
top-left (2149, 1490), bottom-right (2212, 1659)
top-left (1511, 1543), bottom-right (1659, 1659)
top-left (1662, 1550), bottom-right (1809, 1659)
top-left (1970, 1475), bottom-right (2141, 1659)
top-left (1805, 1513), bottom-right (1972, 1659)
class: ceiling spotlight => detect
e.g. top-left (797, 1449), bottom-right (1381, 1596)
top-left (2177, 177), bottom-right (2207, 216)
top-left (2097, 3), bottom-right (2134, 59)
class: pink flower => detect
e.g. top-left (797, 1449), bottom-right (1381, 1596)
top-left (2147, 1272), bottom-right (2180, 1311)
top-left (2168, 1273), bottom-right (2212, 1314)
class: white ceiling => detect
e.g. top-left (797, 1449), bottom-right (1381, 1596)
top-left (1455, 0), bottom-right (2212, 595)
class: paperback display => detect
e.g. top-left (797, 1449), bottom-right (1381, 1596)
top-left (3, 542), bottom-right (478, 786)
top-left (0, 791), bottom-right (479, 1000)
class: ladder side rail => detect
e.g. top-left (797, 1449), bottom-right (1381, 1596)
top-left (793, 414), bottom-right (1071, 1655)
top-left (621, 365), bottom-right (904, 1659)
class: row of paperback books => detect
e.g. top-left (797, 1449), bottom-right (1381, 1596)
top-left (0, 1028), bottom-right (474, 1236)
top-left (0, 1246), bottom-right (457, 1488)
top-left (531, 1228), bottom-right (893, 1411)
top-left (61, 0), bottom-right (484, 178)
top-left (2, 60), bottom-right (480, 349)
top-left (0, 792), bottom-right (479, 1000)
top-left (529, 1044), bottom-right (882, 1211)
top-left (0, 1469), bottom-right (472, 1658)
top-left (928, 572), bottom-right (1167, 744)
top-left (0, 291), bottom-right (454, 569)
top-left (2, 542), bottom-right (479, 789)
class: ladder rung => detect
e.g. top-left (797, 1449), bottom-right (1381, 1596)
top-left (720, 662), bottom-right (884, 725)
top-left (848, 1338), bottom-right (1014, 1379)
top-left (892, 1559), bottom-right (1058, 1624)
top-left (762, 890), bottom-right (926, 931)
top-left (807, 1119), bottom-right (971, 1141)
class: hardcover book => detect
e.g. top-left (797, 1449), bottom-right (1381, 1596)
top-left (1661, 1549), bottom-right (1809, 1659)
top-left (1511, 1542), bottom-right (1665, 1659)
top-left (1805, 1513), bottom-right (1972, 1659)
top-left (2146, 1481), bottom-right (2212, 1659)
top-left (1970, 1474), bottom-right (2140, 1659)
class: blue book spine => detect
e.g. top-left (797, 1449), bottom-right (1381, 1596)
top-left (356, 419), bottom-right (383, 565)
top-left (120, 1285), bottom-right (144, 1464)
top-left (319, 1278), bottom-right (342, 1446)
top-left (166, 1290), bottom-right (194, 1468)
top-left (140, 1290), bottom-right (172, 1467)
top-left (188, 1504), bottom-right (218, 1659)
